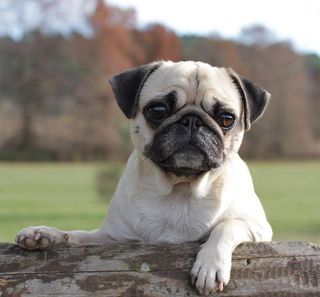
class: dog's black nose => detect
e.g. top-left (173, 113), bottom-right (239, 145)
top-left (180, 115), bottom-right (203, 131)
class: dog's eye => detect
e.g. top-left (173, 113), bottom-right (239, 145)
top-left (218, 113), bottom-right (235, 129)
top-left (146, 105), bottom-right (168, 123)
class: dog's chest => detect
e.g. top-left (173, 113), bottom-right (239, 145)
top-left (131, 183), bottom-right (221, 242)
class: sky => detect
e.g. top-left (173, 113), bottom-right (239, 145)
top-left (108, 0), bottom-right (320, 55)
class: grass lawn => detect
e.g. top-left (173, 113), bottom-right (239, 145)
top-left (0, 161), bottom-right (319, 243)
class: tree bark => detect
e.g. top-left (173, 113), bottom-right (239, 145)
top-left (0, 241), bottom-right (319, 296)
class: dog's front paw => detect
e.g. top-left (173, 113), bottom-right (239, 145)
top-left (16, 226), bottom-right (68, 250)
top-left (191, 247), bottom-right (232, 295)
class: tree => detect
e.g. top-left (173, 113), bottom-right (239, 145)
top-left (136, 24), bottom-right (181, 63)
top-left (238, 24), bottom-right (277, 47)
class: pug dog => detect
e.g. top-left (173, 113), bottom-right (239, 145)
top-left (16, 61), bottom-right (272, 295)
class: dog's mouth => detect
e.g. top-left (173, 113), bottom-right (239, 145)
top-left (155, 144), bottom-right (214, 176)
top-left (159, 165), bottom-right (205, 176)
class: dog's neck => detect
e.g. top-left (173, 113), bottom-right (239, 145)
top-left (129, 150), bottom-right (231, 199)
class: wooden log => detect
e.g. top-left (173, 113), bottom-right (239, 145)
top-left (0, 241), bottom-right (320, 296)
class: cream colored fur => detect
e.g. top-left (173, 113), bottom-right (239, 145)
top-left (16, 61), bottom-right (272, 295)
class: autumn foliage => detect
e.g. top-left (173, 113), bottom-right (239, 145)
top-left (0, 0), bottom-right (319, 160)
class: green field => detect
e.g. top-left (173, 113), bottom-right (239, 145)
top-left (0, 161), bottom-right (319, 243)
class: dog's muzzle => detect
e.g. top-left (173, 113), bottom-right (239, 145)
top-left (144, 112), bottom-right (224, 176)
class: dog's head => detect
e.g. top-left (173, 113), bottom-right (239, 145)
top-left (110, 61), bottom-right (270, 176)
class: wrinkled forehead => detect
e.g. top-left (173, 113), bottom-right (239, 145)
top-left (139, 61), bottom-right (242, 114)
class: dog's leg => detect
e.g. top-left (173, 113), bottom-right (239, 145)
top-left (16, 226), bottom-right (114, 250)
top-left (191, 219), bottom-right (272, 295)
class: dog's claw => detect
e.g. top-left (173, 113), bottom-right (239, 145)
top-left (218, 282), bottom-right (224, 292)
top-left (34, 232), bottom-right (41, 241)
top-left (18, 235), bottom-right (25, 243)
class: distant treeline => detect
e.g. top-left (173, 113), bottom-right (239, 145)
top-left (0, 0), bottom-right (319, 160)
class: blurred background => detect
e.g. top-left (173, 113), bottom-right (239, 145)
top-left (0, 0), bottom-right (319, 243)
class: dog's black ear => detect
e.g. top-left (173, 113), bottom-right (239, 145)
top-left (227, 68), bottom-right (271, 130)
top-left (109, 62), bottom-right (162, 119)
